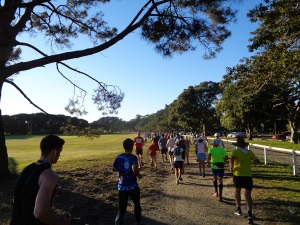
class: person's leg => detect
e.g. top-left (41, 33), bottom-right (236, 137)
top-left (175, 167), bottom-right (179, 183)
top-left (198, 161), bottom-right (202, 174)
top-left (245, 189), bottom-right (253, 214)
top-left (186, 150), bottom-right (189, 164)
top-left (129, 189), bottom-right (142, 224)
top-left (212, 170), bottom-right (218, 196)
top-left (154, 156), bottom-right (158, 169)
top-left (234, 187), bottom-right (243, 215)
top-left (115, 191), bottom-right (129, 225)
top-left (169, 153), bottom-right (173, 170)
top-left (140, 152), bottom-right (144, 166)
top-left (201, 161), bottom-right (206, 177)
top-left (218, 177), bottom-right (224, 201)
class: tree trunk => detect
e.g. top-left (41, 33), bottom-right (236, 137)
top-left (289, 120), bottom-right (299, 144)
top-left (0, 81), bottom-right (10, 176)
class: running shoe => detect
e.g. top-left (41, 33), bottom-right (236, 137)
top-left (213, 192), bottom-right (218, 197)
top-left (202, 173), bottom-right (206, 178)
top-left (247, 216), bottom-right (254, 224)
top-left (234, 209), bottom-right (243, 216)
top-left (176, 179), bottom-right (179, 185)
top-left (218, 196), bottom-right (223, 202)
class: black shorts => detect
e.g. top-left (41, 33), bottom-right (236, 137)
top-left (173, 161), bottom-right (183, 169)
top-left (160, 148), bottom-right (168, 154)
top-left (233, 176), bottom-right (253, 191)
top-left (136, 149), bottom-right (143, 155)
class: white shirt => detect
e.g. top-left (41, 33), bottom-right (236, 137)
top-left (171, 147), bottom-right (183, 161)
top-left (167, 138), bottom-right (176, 151)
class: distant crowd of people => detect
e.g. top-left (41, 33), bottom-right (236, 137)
top-left (9, 132), bottom-right (259, 225)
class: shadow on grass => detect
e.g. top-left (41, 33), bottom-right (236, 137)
top-left (254, 199), bottom-right (300, 224)
top-left (0, 165), bottom-right (167, 225)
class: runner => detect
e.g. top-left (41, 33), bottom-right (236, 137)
top-left (170, 142), bottom-right (184, 185)
top-left (178, 136), bottom-right (187, 175)
top-left (112, 138), bottom-right (142, 225)
top-left (133, 132), bottom-right (145, 168)
top-left (230, 136), bottom-right (260, 224)
top-left (195, 137), bottom-right (206, 177)
top-left (147, 139), bottom-right (159, 170)
top-left (166, 134), bottom-right (176, 171)
top-left (207, 139), bottom-right (228, 202)
top-left (159, 133), bottom-right (168, 163)
top-left (213, 133), bottom-right (225, 148)
top-left (185, 136), bottom-right (191, 165)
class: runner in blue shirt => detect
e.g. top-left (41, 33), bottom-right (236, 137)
top-left (112, 138), bottom-right (142, 225)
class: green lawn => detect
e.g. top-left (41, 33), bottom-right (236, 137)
top-left (1, 134), bottom-right (300, 224)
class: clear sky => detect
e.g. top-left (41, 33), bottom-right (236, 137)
top-left (1, 0), bottom-right (262, 122)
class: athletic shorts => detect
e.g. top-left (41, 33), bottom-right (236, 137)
top-left (160, 148), bottom-right (168, 154)
top-left (211, 168), bottom-right (225, 178)
top-left (169, 151), bottom-right (174, 156)
top-left (197, 153), bottom-right (207, 161)
top-left (136, 149), bottom-right (143, 155)
top-left (233, 176), bottom-right (253, 191)
top-left (173, 161), bottom-right (183, 169)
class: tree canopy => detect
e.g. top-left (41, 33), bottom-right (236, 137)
top-left (0, 0), bottom-right (239, 175)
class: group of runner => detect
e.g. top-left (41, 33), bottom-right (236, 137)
top-left (130, 131), bottom-right (260, 225)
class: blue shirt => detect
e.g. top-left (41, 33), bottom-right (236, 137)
top-left (159, 137), bottom-right (168, 149)
top-left (113, 153), bottom-right (139, 191)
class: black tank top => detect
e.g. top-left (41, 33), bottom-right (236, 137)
top-left (10, 161), bottom-right (52, 225)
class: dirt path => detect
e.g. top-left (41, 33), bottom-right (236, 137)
top-left (125, 155), bottom-right (262, 225)
top-left (54, 154), bottom-right (292, 225)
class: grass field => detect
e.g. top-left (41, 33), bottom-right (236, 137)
top-left (1, 134), bottom-right (300, 224)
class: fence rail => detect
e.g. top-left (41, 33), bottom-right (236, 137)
top-left (219, 138), bottom-right (299, 176)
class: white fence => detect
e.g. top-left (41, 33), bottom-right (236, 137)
top-left (219, 138), bottom-right (300, 176)
top-left (185, 135), bottom-right (299, 176)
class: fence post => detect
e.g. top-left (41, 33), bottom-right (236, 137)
top-left (264, 147), bottom-right (268, 165)
top-left (292, 150), bottom-right (298, 176)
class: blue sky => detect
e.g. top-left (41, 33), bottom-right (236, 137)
top-left (1, 0), bottom-right (262, 122)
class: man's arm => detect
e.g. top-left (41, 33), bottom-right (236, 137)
top-left (207, 153), bottom-right (211, 168)
top-left (132, 164), bottom-right (142, 179)
top-left (230, 156), bottom-right (235, 172)
top-left (34, 169), bottom-right (70, 225)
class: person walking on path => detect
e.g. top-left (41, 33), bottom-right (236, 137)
top-left (213, 133), bottom-right (225, 148)
top-left (10, 135), bottom-right (70, 225)
top-left (195, 137), bottom-right (207, 177)
top-left (112, 138), bottom-right (142, 225)
top-left (166, 134), bottom-right (176, 170)
top-left (158, 133), bottom-right (168, 163)
top-left (230, 137), bottom-right (260, 225)
top-left (178, 136), bottom-right (187, 173)
top-left (184, 136), bottom-right (191, 165)
top-left (207, 139), bottom-right (228, 202)
top-left (133, 132), bottom-right (145, 168)
top-left (147, 139), bottom-right (159, 170)
top-left (170, 142), bottom-right (184, 184)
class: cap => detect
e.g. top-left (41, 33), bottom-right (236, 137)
top-left (214, 133), bottom-right (219, 137)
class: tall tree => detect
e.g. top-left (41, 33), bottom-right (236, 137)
top-left (0, 0), bottom-right (238, 175)
top-left (169, 81), bottom-right (221, 133)
top-left (246, 0), bottom-right (300, 143)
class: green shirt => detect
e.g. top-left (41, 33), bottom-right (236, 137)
top-left (231, 148), bottom-right (258, 176)
top-left (208, 146), bottom-right (227, 169)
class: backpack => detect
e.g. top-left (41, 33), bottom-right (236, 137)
top-left (174, 147), bottom-right (181, 156)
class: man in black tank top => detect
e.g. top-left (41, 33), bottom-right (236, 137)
top-left (10, 135), bottom-right (70, 225)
